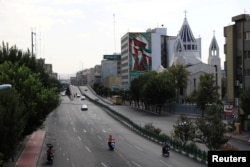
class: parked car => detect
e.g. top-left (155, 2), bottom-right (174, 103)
top-left (77, 94), bottom-right (81, 98)
top-left (81, 104), bottom-right (88, 111)
top-left (81, 96), bottom-right (86, 100)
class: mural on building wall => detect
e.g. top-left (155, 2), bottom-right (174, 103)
top-left (129, 33), bottom-right (152, 81)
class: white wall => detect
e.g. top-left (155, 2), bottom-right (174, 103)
top-left (151, 33), bottom-right (161, 71)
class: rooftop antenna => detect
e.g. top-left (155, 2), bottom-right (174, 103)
top-left (113, 14), bottom-right (116, 54)
top-left (39, 25), bottom-right (41, 58)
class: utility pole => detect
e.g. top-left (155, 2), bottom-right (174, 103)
top-left (31, 28), bottom-right (36, 57)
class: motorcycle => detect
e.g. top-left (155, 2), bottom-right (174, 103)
top-left (108, 141), bottom-right (115, 150)
top-left (47, 152), bottom-right (54, 164)
top-left (46, 144), bottom-right (54, 164)
top-left (162, 145), bottom-right (170, 157)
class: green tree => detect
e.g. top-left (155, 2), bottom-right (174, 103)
top-left (142, 70), bottom-right (175, 113)
top-left (130, 77), bottom-right (141, 107)
top-left (240, 87), bottom-right (250, 116)
top-left (0, 61), bottom-right (60, 131)
top-left (0, 43), bottom-right (60, 161)
top-left (130, 71), bottom-right (156, 108)
top-left (193, 73), bottom-right (221, 117)
top-left (0, 42), bottom-right (61, 92)
top-left (195, 114), bottom-right (228, 150)
top-left (173, 115), bottom-right (195, 144)
top-left (156, 71), bottom-right (176, 103)
top-left (168, 64), bottom-right (189, 103)
top-left (130, 71), bottom-right (175, 113)
top-left (0, 88), bottom-right (26, 160)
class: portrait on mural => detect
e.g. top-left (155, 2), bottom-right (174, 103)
top-left (129, 33), bottom-right (152, 71)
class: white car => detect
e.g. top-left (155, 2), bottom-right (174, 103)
top-left (81, 96), bottom-right (86, 100)
top-left (81, 104), bottom-right (88, 111)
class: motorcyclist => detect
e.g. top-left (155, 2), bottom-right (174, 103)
top-left (108, 135), bottom-right (115, 148)
top-left (46, 144), bottom-right (55, 161)
top-left (162, 143), bottom-right (170, 154)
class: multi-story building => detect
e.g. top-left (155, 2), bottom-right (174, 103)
top-left (36, 58), bottom-right (58, 79)
top-left (224, 14), bottom-right (250, 106)
top-left (94, 65), bottom-right (101, 84)
top-left (86, 68), bottom-right (95, 85)
top-left (120, 28), bottom-right (167, 90)
top-left (101, 54), bottom-right (122, 90)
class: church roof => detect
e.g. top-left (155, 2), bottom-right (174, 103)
top-left (209, 34), bottom-right (219, 50)
top-left (179, 17), bottom-right (196, 43)
top-left (175, 35), bottom-right (184, 52)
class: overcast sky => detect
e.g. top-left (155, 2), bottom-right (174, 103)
top-left (0, 0), bottom-right (249, 78)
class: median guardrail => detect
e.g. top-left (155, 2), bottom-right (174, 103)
top-left (79, 88), bottom-right (208, 164)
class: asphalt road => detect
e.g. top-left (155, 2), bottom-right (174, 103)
top-left (37, 86), bottom-right (206, 167)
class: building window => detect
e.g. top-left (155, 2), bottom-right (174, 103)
top-left (244, 51), bottom-right (250, 58)
top-left (246, 69), bottom-right (250, 76)
top-left (246, 32), bottom-right (250, 40)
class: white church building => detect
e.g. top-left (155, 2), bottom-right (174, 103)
top-left (159, 15), bottom-right (221, 102)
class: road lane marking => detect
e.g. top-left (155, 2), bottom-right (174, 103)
top-left (102, 129), bottom-right (107, 133)
top-left (101, 162), bottom-right (107, 167)
top-left (159, 160), bottom-right (173, 167)
top-left (77, 136), bottom-right (82, 141)
top-left (73, 127), bottom-right (76, 132)
top-left (97, 135), bottom-right (102, 140)
top-left (134, 145), bottom-right (143, 152)
top-left (85, 146), bottom-right (91, 152)
top-left (132, 161), bottom-right (142, 167)
top-left (83, 129), bottom-right (87, 133)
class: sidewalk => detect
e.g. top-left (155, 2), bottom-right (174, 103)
top-left (224, 131), bottom-right (250, 143)
top-left (97, 95), bottom-right (250, 146)
top-left (14, 130), bottom-right (45, 167)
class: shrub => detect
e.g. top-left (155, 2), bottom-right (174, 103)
top-left (144, 122), bottom-right (162, 135)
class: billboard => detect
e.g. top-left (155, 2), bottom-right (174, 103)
top-left (129, 33), bottom-right (152, 81)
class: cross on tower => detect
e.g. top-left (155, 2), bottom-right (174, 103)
top-left (184, 10), bottom-right (188, 18)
